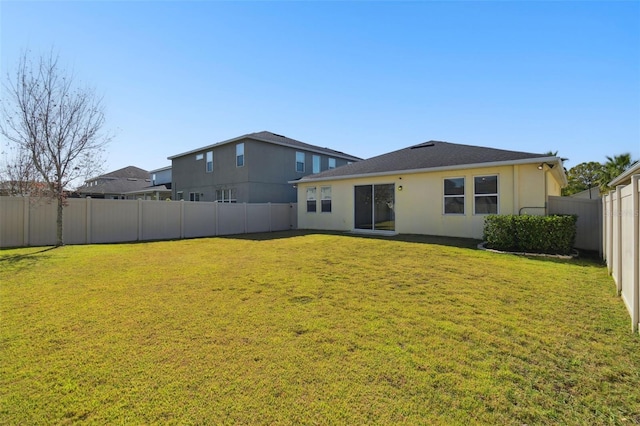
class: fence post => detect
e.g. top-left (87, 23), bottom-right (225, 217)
top-left (23, 196), bottom-right (30, 247)
top-left (615, 186), bottom-right (623, 294)
top-left (137, 198), bottom-right (143, 241)
top-left (214, 201), bottom-right (219, 236)
top-left (180, 199), bottom-right (185, 239)
top-left (244, 203), bottom-right (248, 234)
top-left (86, 197), bottom-right (92, 244)
top-left (632, 176), bottom-right (640, 333)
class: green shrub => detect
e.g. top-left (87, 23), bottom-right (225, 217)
top-left (483, 214), bottom-right (577, 255)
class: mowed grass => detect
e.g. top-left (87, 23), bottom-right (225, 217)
top-left (1, 231), bottom-right (639, 425)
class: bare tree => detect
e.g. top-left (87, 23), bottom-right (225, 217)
top-left (0, 50), bottom-right (111, 246)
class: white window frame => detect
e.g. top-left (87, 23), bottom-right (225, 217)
top-left (328, 158), bottom-right (336, 169)
top-left (473, 174), bottom-right (499, 215)
top-left (296, 152), bottom-right (305, 173)
top-left (312, 155), bottom-right (321, 174)
top-left (215, 189), bottom-right (236, 203)
top-left (206, 151), bottom-right (213, 173)
top-left (236, 143), bottom-right (245, 167)
top-left (306, 187), bottom-right (317, 213)
top-left (189, 192), bottom-right (201, 202)
top-left (443, 177), bottom-right (465, 215)
top-left (195, 153), bottom-right (204, 161)
top-left (320, 186), bottom-right (332, 213)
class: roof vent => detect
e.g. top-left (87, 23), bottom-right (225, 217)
top-left (410, 142), bottom-right (435, 149)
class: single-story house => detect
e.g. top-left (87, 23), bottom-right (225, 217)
top-left (76, 166), bottom-right (151, 199)
top-left (293, 140), bottom-right (567, 240)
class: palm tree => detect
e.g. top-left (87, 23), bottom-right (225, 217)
top-left (599, 153), bottom-right (634, 192)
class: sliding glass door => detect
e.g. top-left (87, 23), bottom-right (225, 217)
top-left (354, 184), bottom-right (395, 231)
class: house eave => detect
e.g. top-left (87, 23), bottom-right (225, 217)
top-left (291, 156), bottom-right (563, 184)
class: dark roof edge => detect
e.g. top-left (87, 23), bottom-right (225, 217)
top-left (168, 133), bottom-right (361, 161)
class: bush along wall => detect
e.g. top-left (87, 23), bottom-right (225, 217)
top-left (483, 214), bottom-right (577, 255)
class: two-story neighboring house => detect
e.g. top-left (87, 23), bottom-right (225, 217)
top-left (168, 131), bottom-right (361, 203)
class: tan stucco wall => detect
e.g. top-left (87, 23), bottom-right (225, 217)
top-left (297, 163), bottom-right (562, 239)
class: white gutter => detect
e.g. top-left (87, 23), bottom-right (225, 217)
top-left (290, 156), bottom-right (562, 184)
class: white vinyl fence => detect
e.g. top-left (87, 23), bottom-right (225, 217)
top-left (548, 196), bottom-right (602, 254)
top-left (0, 197), bottom-right (298, 248)
top-left (603, 176), bottom-right (640, 332)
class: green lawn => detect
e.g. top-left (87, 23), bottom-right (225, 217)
top-left (1, 231), bottom-right (638, 425)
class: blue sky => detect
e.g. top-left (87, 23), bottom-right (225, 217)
top-left (1, 1), bottom-right (639, 174)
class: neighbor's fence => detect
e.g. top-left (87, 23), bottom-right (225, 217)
top-left (602, 176), bottom-right (640, 332)
top-left (0, 197), bottom-right (298, 248)
top-left (548, 195), bottom-right (602, 254)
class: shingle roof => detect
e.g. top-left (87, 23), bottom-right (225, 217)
top-left (168, 131), bottom-right (362, 161)
top-left (77, 166), bottom-right (150, 195)
top-left (298, 140), bottom-right (554, 182)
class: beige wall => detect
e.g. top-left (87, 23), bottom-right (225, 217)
top-left (297, 163), bottom-right (561, 239)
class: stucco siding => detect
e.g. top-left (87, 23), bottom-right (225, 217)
top-left (298, 163), bottom-right (560, 239)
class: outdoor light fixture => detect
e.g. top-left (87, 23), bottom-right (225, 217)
top-left (398, 185), bottom-right (403, 191)
top-left (538, 163), bottom-right (555, 170)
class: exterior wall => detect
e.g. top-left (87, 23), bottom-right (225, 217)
top-left (297, 163), bottom-right (557, 240)
top-left (153, 168), bottom-right (172, 186)
top-left (171, 139), bottom-right (352, 203)
top-left (0, 197), bottom-right (298, 248)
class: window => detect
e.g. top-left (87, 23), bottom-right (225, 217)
top-left (215, 189), bottom-right (236, 203)
top-left (321, 186), bottom-right (332, 213)
top-left (306, 187), bottom-right (317, 212)
top-left (152, 173), bottom-right (157, 185)
top-left (177, 191), bottom-right (184, 201)
top-left (328, 158), bottom-right (336, 169)
top-left (195, 153), bottom-right (204, 161)
top-left (474, 175), bottom-right (498, 214)
top-left (236, 143), bottom-right (244, 167)
top-left (444, 177), bottom-right (465, 214)
top-left (312, 155), bottom-right (321, 173)
top-left (206, 151), bottom-right (213, 172)
top-left (189, 192), bottom-right (201, 202)
top-left (296, 152), bottom-right (305, 172)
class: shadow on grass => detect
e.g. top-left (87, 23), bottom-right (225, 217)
top-left (0, 246), bottom-right (57, 270)
top-left (221, 229), bottom-right (481, 250)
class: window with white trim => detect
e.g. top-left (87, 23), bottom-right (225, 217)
top-left (206, 151), bottom-right (213, 172)
top-left (320, 186), bottom-right (332, 213)
top-left (195, 153), bottom-right (204, 160)
top-left (312, 155), bottom-right (320, 173)
top-left (236, 143), bottom-right (244, 167)
top-left (474, 175), bottom-right (498, 214)
top-left (443, 177), bottom-right (465, 214)
top-left (328, 158), bottom-right (336, 169)
top-left (296, 152), bottom-right (305, 173)
top-left (189, 192), bottom-right (201, 202)
top-left (306, 187), bottom-right (317, 212)
top-left (215, 189), bottom-right (236, 203)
